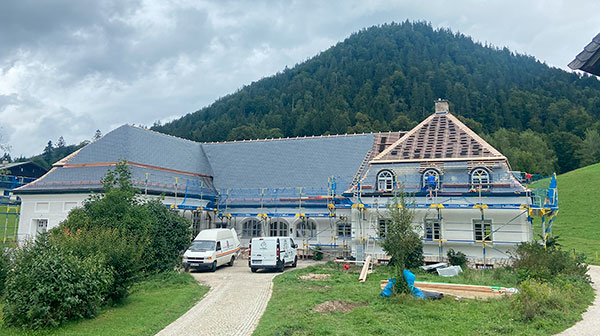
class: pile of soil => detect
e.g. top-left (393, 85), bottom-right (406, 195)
top-left (313, 300), bottom-right (367, 313)
top-left (299, 273), bottom-right (331, 281)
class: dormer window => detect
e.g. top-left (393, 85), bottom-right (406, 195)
top-left (376, 170), bottom-right (395, 191)
top-left (471, 168), bottom-right (490, 189)
top-left (422, 169), bottom-right (441, 189)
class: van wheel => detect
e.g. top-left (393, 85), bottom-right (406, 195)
top-left (210, 261), bottom-right (217, 272)
top-left (277, 261), bottom-right (285, 272)
top-left (251, 267), bottom-right (258, 273)
top-left (228, 256), bottom-right (235, 266)
top-left (184, 265), bottom-right (190, 273)
top-left (292, 256), bottom-right (297, 268)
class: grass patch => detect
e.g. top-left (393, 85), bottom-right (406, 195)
top-left (0, 272), bottom-right (208, 336)
top-left (529, 163), bottom-right (600, 265)
top-left (254, 264), bottom-right (592, 336)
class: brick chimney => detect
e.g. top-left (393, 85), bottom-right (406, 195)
top-left (434, 99), bottom-right (449, 114)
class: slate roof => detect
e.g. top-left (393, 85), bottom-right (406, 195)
top-left (569, 33), bottom-right (600, 76)
top-left (372, 110), bottom-right (504, 162)
top-left (203, 134), bottom-right (375, 190)
top-left (63, 125), bottom-right (213, 176)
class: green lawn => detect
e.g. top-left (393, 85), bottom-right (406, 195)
top-left (254, 264), bottom-right (592, 336)
top-left (0, 272), bottom-right (208, 336)
top-left (529, 163), bottom-right (600, 265)
top-left (0, 205), bottom-right (19, 245)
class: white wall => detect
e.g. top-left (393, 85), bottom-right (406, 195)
top-left (18, 193), bottom-right (210, 243)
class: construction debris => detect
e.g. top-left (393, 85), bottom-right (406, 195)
top-left (420, 262), bottom-right (447, 272)
top-left (358, 256), bottom-right (372, 282)
top-left (436, 265), bottom-right (463, 277)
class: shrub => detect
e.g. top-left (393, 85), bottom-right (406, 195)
top-left (446, 248), bottom-right (467, 268)
top-left (0, 246), bottom-right (10, 293)
top-left (513, 277), bottom-right (593, 322)
top-left (50, 227), bottom-right (147, 302)
top-left (3, 236), bottom-right (112, 329)
top-left (314, 246), bottom-right (323, 261)
top-left (513, 241), bottom-right (588, 282)
top-left (379, 193), bottom-right (423, 293)
top-left (144, 200), bottom-right (191, 273)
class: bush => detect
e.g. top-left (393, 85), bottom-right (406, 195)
top-left (144, 200), bottom-right (191, 273)
top-left (0, 247), bottom-right (10, 293)
top-left (50, 227), bottom-right (147, 302)
top-left (313, 246), bottom-right (323, 261)
top-left (446, 248), bottom-right (467, 268)
top-left (513, 241), bottom-right (588, 282)
top-left (513, 278), bottom-right (593, 322)
top-left (3, 237), bottom-right (112, 329)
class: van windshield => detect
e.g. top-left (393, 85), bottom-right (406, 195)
top-left (189, 240), bottom-right (216, 252)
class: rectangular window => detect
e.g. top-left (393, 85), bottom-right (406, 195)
top-left (378, 218), bottom-right (390, 238)
top-left (337, 222), bottom-right (351, 237)
top-left (424, 219), bottom-right (441, 240)
top-left (474, 219), bottom-right (492, 242)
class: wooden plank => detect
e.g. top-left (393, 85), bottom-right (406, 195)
top-left (358, 256), bottom-right (372, 282)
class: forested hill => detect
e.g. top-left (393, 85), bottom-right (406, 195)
top-left (153, 21), bottom-right (600, 175)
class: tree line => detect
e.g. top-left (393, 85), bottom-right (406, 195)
top-left (152, 21), bottom-right (600, 175)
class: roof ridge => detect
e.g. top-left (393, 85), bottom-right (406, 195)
top-left (201, 132), bottom-right (400, 145)
top-left (127, 124), bottom-right (203, 146)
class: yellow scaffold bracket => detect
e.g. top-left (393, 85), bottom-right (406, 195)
top-left (170, 204), bottom-right (176, 209)
top-left (196, 206), bottom-right (203, 211)
top-left (225, 213), bottom-right (232, 219)
top-left (295, 213), bottom-right (306, 218)
top-left (429, 203), bottom-right (444, 209)
top-left (473, 204), bottom-right (488, 209)
top-left (328, 203), bottom-right (335, 209)
top-left (433, 238), bottom-right (447, 247)
top-left (258, 213), bottom-right (269, 219)
top-left (519, 204), bottom-right (529, 210)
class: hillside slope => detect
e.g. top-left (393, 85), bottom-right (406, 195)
top-left (153, 21), bottom-right (600, 174)
top-left (530, 163), bottom-right (600, 265)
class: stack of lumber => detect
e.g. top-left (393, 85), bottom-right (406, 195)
top-left (380, 280), bottom-right (518, 299)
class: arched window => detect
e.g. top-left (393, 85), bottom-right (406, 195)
top-left (269, 218), bottom-right (289, 237)
top-left (296, 219), bottom-right (317, 239)
top-left (242, 218), bottom-right (262, 238)
top-left (336, 219), bottom-right (352, 238)
top-left (471, 168), bottom-right (490, 188)
top-left (376, 170), bottom-right (395, 191)
top-left (422, 169), bottom-right (441, 189)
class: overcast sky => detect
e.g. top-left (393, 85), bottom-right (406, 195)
top-left (0, 0), bottom-right (599, 157)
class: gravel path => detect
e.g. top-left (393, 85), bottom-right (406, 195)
top-left (156, 260), bottom-right (316, 336)
top-left (557, 265), bottom-right (600, 336)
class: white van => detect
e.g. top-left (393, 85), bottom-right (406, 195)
top-left (182, 228), bottom-right (241, 272)
top-left (249, 237), bottom-right (298, 272)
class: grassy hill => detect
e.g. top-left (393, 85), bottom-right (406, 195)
top-left (530, 163), bottom-right (600, 265)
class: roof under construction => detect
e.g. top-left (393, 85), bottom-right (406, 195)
top-left (372, 100), bottom-right (504, 163)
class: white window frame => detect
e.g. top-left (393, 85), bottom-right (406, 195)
top-left (422, 169), bottom-right (441, 189)
top-left (336, 220), bottom-right (352, 238)
top-left (474, 219), bottom-right (492, 242)
top-left (33, 218), bottom-right (48, 233)
top-left (378, 218), bottom-right (390, 238)
top-left (269, 218), bottom-right (289, 237)
top-left (296, 219), bottom-right (317, 239)
top-left (242, 218), bottom-right (262, 238)
top-left (471, 168), bottom-right (490, 188)
top-left (424, 218), bottom-right (441, 240)
top-left (376, 170), bottom-right (395, 191)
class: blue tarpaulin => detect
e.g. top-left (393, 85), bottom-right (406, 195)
top-left (380, 270), bottom-right (425, 299)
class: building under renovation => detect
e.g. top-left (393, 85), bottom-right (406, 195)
top-left (15, 100), bottom-right (557, 265)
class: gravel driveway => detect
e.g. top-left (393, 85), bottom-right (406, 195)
top-left (156, 259), bottom-right (317, 336)
top-left (557, 265), bottom-right (600, 336)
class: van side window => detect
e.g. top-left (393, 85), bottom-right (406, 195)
top-left (216, 241), bottom-right (221, 251)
